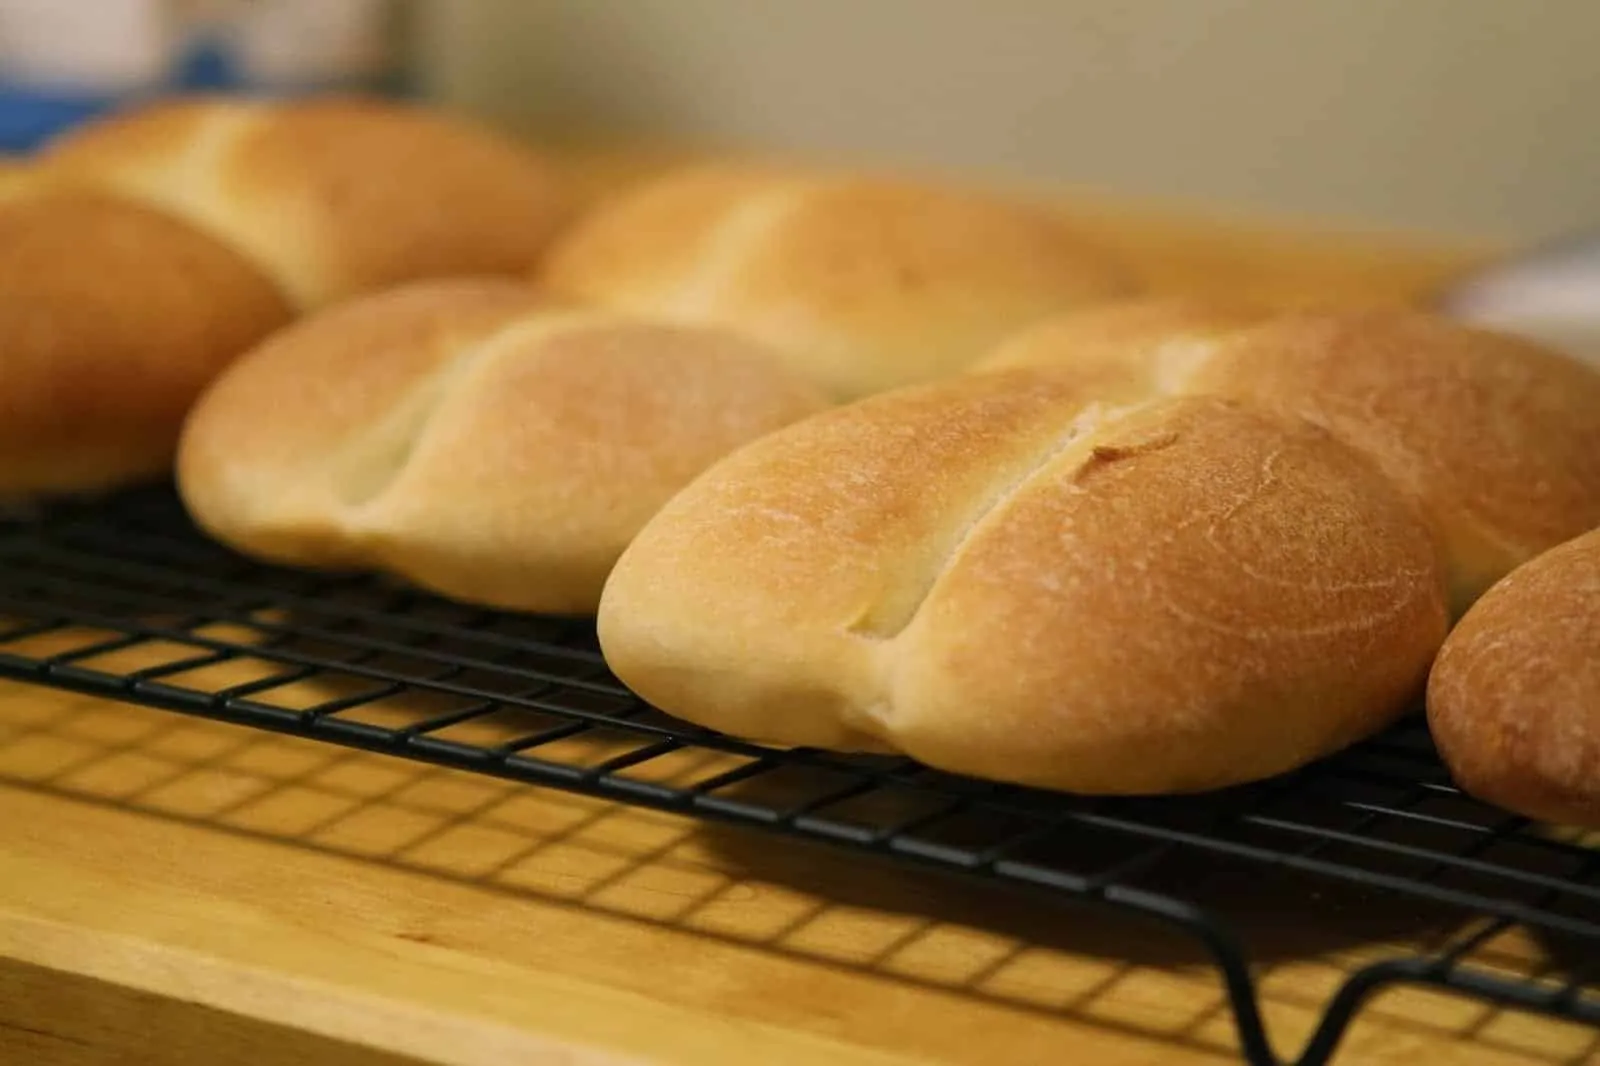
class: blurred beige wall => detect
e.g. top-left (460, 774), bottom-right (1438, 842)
top-left (414, 0), bottom-right (1600, 242)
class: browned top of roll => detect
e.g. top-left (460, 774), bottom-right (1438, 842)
top-left (177, 278), bottom-right (830, 614)
top-left (1193, 309), bottom-right (1600, 613)
top-left (0, 174), bottom-right (292, 495)
top-left (536, 162), bottom-right (1134, 399)
top-left (967, 301), bottom-right (1600, 615)
top-left (1427, 528), bottom-right (1600, 829)
top-left (43, 95), bottom-right (571, 310)
top-left (598, 371), bottom-right (1448, 794)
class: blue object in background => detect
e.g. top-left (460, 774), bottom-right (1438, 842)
top-left (0, 80), bottom-right (124, 153)
top-left (0, 1), bottom-right (413, 155)
top-left (173, 32), bottom-right (240, 94)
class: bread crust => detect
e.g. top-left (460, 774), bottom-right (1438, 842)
top-left (597, 373), bottom-right (1450, 793)
top-left (1, 96), bottom-right (571, 496)
top-left (176, 278), bottom-right (829, 614)
top-left (44, 96), bottom-right (571, 309)
top-left (537, 163), bottom-right (1132, 399)
top-left (1427, 528), bottom-right (1600, 829)
top-left (970, 301), bottom-right (1600, 615)
top-left (0, 178), bottom-right (292, 495)
top-left (1197, 310), bottom-right (1600, 614)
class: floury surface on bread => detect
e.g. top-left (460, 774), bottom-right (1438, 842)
top-left (176, 277), bottom-right (829, 615)
top-left (597, 372), bottom-right (1450, 796)
top-left (971, 299), bottom-right (1600, 616)
top-left (1427, 528), bottom-right (1600, 830)
top-left (0, 172), bottom-right (293, 496)
top-left (41, 94), bottom-right (572, 310)
top-left (537, 162), bottom-right (1133, 400)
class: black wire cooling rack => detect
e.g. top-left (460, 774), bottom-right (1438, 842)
top-left (0, 485), bottom-right (1596, 1066)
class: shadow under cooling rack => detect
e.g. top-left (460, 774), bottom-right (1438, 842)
top-left (0, 484), bottom-right (1596, 1066)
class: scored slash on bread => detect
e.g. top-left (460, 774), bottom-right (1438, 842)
top-left (597, 371), bottom-right (1450, 795)
top-left (0, 94), bottom-right (575, 499)
top-left (40, 95), bottom-right (573, 311)
top-left (536, 162), bottom-right (1135, 400)
top-left (175, 278), bottom-right (829, 615)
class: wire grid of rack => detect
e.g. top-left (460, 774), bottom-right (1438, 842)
top-left (0, 484), bottom-right (1595, 1066)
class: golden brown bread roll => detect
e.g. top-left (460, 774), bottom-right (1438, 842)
top-left (176, 278), bottom-right (829, 614)
top-left (1427, 528), bottom-right (1600, 829)
top-left (42, 95), bottom-right (571, 310)
top-left (597, 372), bottom-right (1450, 794)
top-left (536, 163), bottom-right (1133, 399)
top-left (0, 174), bottom-right (293, 496)
top-left (971, 302), bottom-right (1600, 615)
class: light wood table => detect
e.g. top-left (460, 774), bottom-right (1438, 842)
top-left (3, 681), bottom-right (1597, 1066)
top-left (3, 147), bottom-right (1592, 1066)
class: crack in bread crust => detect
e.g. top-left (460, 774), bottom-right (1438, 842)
top-left (850, 400), bottom-right (1138, 642)
top-left (1158, 445), bottom-right (1434, 638)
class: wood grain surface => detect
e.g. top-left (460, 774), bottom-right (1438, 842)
top-left (2, 145), bottom-right (1588, 1066)
top-left (2, 678), bottom-right (1597, 1066)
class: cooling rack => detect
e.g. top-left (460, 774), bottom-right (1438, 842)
top-left (0, 484), bottom-right (1595, 1066)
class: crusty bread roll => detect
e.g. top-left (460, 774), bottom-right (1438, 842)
top-left (0, 173), bottom-right (293, 496)
top-left (43, 95), bottom-right (570, 310)
top-left (971, 302), bottom-right (1600, 615)
top-left (176, 278), bottom-right (829, 614)
top-left (1427, 528), bottom-right (1600, 829)
top-left (597, 372), bottom-right (1449, 794)
top-left (536, 163), bottom-right (1133, 399)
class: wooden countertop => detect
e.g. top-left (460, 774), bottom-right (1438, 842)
top-left (2, 146), bottom-right (1590, 1066)
top-left (5, 680), bottom-right (1598, 1066)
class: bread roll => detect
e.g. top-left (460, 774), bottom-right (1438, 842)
top-left (972, 302), bottom-right (1600, 615)
top-left (597, 372), bottom-right (1449, 794)
top-left (536, 163), bottom-right (1133, 399)
top-left (43, 95), bottom-right (570, 310)
top-left (1427, 528), bottom-right (1600, 829)
top-left (176, 278), bottom-right (829, 614)
top-left (0, 174), bottom-right (293, 496)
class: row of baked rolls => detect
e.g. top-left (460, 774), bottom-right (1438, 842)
top-left (156, 149), bottom-right (1140, 615)
top-left (0, 95), bottom-right (572, 498)
top-left (4, 109), bottom-right (1137, 501)
top-left (176, 278), bottom-right (828, 615)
